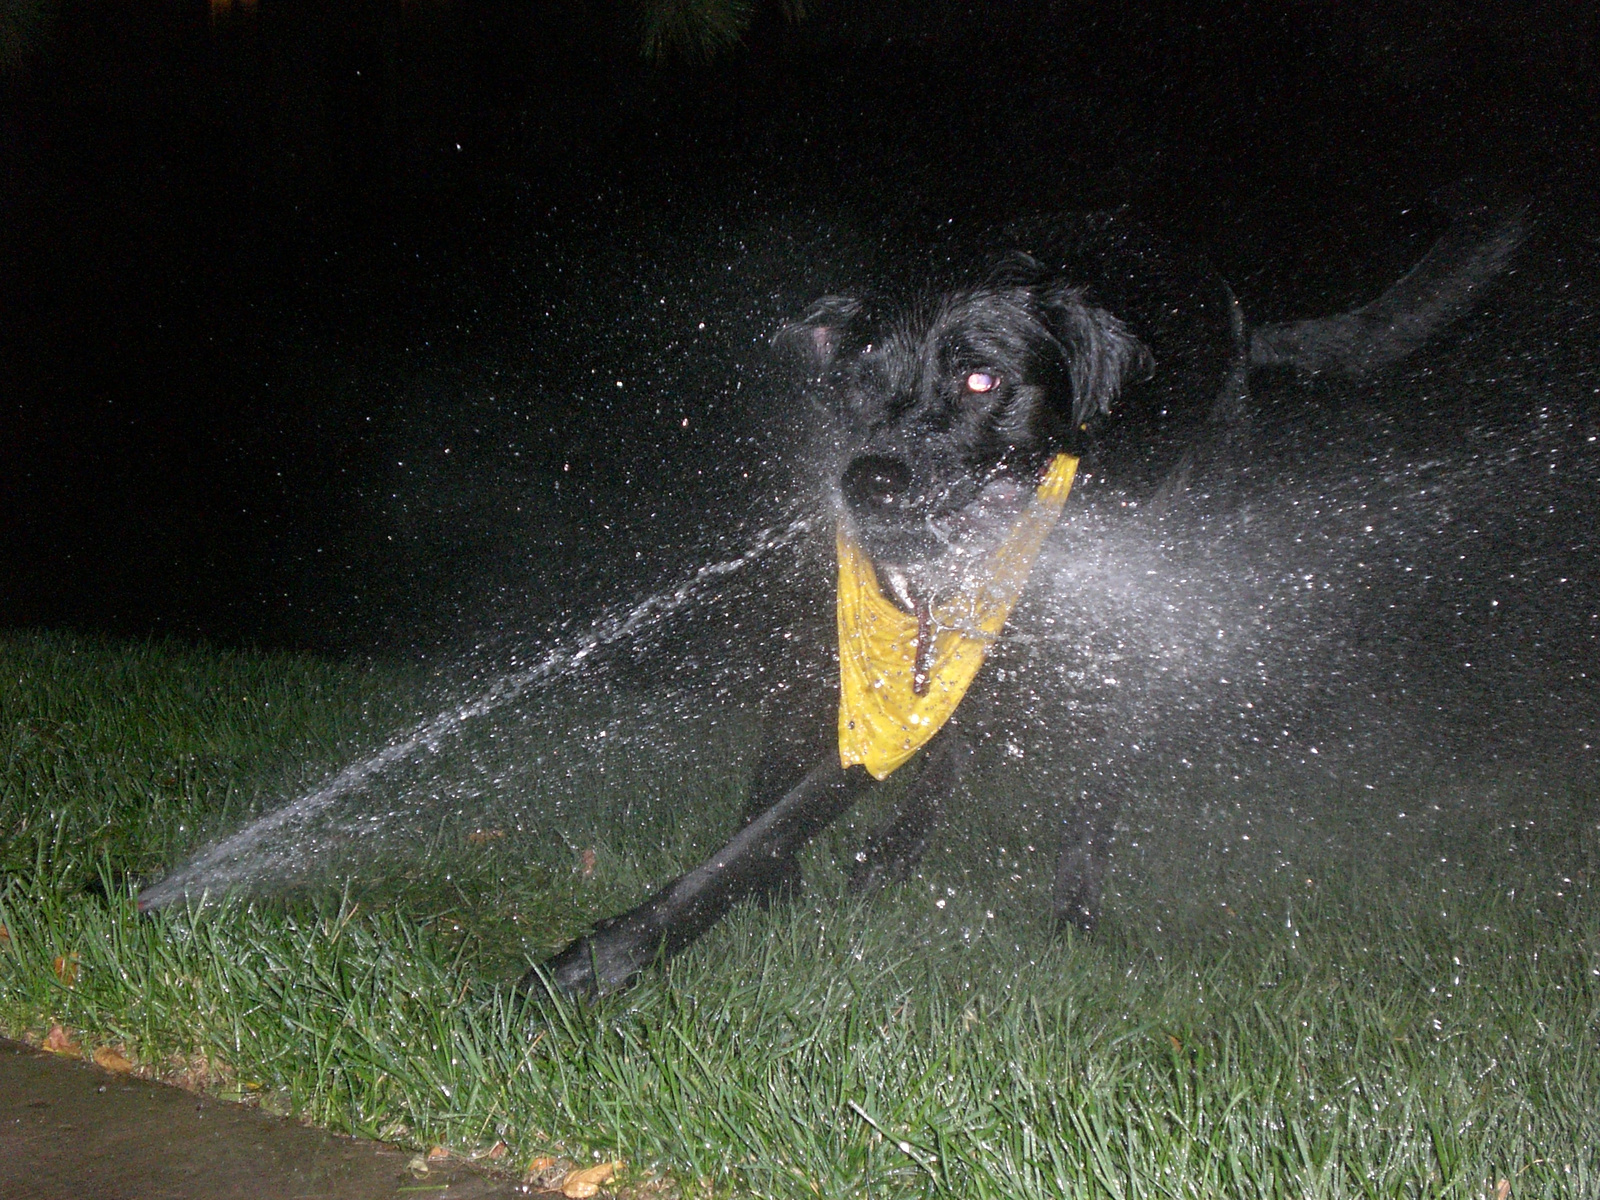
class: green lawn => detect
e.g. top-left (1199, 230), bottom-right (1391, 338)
top-left (1, 629), bottom-right (1597, 1198)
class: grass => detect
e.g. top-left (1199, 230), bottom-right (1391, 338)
top-left (2, 627), bottom-right (1598, 1198)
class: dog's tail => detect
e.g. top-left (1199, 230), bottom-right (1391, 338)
top-left (1248, 197), bottom-right (1529, 377)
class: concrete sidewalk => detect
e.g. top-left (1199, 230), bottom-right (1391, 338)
top-left (0, 1039), bottom-right (534, 1200)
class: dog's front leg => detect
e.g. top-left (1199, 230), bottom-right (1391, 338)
top-left (848, 726), bottom-right (970, 892)
top-left (528, 760), bottom-right (873, 996)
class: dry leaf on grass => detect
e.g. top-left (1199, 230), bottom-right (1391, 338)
top-left (42, 1024), bottom-right (80, 1056)
top-left (467, 828), bottom-right (506, 846)
top-left (1494, 1181), bottom-right (1511, 1200)
top-left (427, 1145), bottom-right (451, 1161)
top-left (579, 848), bottom-right (597, 878)
top-left (52, 954), bottom-right (78, 986)
top-left (92, 1046), bottom-right (134, 1073)
top-left (561, 1161), bottom-right (622, 1198)
top-left (525, 1157), bottom-right (570, 1189)
top-left (0, 923), bottom-right (10, 944)
top-left (481, 1142), bottom-right (509, 1160)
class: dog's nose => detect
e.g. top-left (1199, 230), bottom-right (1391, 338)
top-left (841, 454), bottom-right (913, 516)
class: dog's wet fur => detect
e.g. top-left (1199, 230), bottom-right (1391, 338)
top-left (528, 206), bottom-right (1526, 997)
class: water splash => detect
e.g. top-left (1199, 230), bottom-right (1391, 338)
top-left (136, 511), bottom-right (815, 911)
top-left (133, 381), bottom-right (1600, 915)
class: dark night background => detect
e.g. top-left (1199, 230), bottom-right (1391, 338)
top-left (0, 0), bottom-right (1595, 659)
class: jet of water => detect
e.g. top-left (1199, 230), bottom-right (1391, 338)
top-left (135, 512), bottom-right (815, 912)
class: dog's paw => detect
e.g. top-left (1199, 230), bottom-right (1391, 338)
top-left (522, 913), bottom-right (663, 999)
top-left (519, 939), bottom-right (604, 1000)
top-left (1053, 894), bottom-right (1099, 936)
top-left (1052, 845), bottom-right (1104, 935)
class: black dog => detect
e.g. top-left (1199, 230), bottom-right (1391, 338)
top-left (529, 205), bottom-right (1525, 997)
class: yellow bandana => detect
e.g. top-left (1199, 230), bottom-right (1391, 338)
top-left (837, 453), bottom-right (1079, 779)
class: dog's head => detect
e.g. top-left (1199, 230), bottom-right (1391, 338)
top-left (778, 256), bottom-right (1152, 601)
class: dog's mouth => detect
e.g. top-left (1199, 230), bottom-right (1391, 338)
top-left (854, 473), bottom-right (1035, 617)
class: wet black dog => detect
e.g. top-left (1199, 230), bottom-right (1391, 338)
top-left (529, 206), bottom-right (1525, 997)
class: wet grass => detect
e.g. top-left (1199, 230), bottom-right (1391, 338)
top-left (2, 628), bottom-right (1599, 1198)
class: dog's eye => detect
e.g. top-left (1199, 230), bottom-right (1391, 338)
top-left (965, 372), bottom-right (998, 393)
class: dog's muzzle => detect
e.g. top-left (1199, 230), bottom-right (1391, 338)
top-left (836, 452), bottom-right (1079, 780)
top-left (838, 453), bottom-right (944, 562)
top-left (840, 454), bottom-right (913, 516)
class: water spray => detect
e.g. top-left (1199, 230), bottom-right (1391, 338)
top-left (136, 511), bottom-right (815, 912)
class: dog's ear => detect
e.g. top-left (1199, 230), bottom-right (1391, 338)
top-left (772, 296), bottom-right (861, 369)
top-left (1040, 287), bottom-right (1154, 427)
top-left (987, 249), bottom-right (1048, 290)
